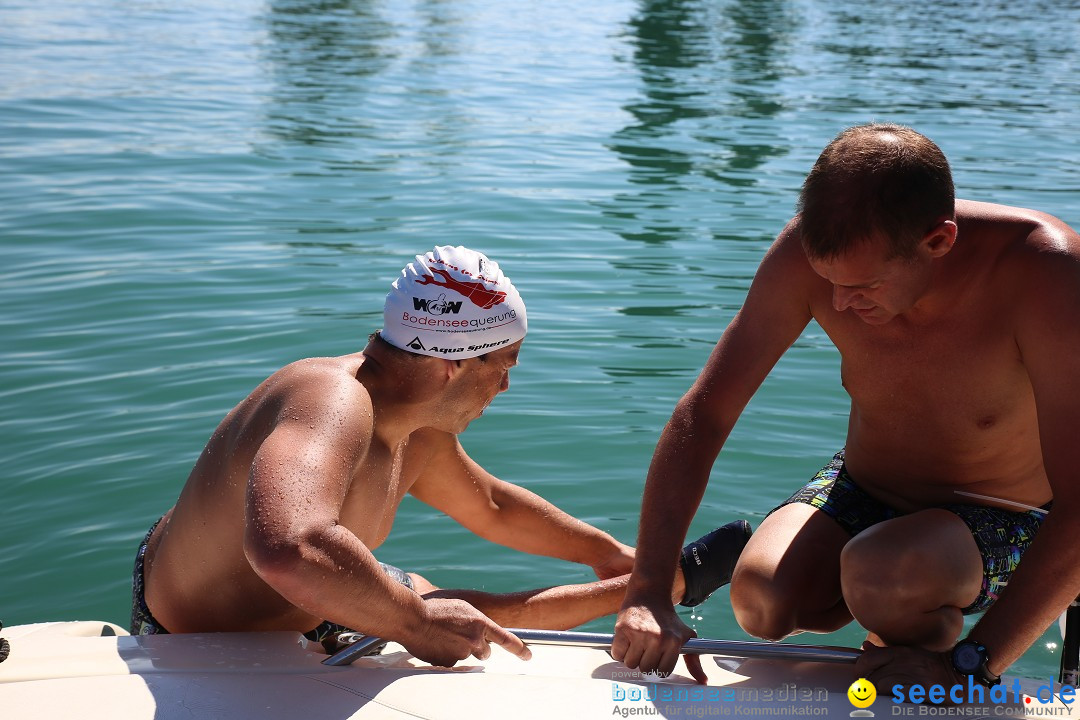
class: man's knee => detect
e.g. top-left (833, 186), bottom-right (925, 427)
top-left (840, 511), bottom-right (981, 621)
top-left (729, 504), bottom-right (850, 641)
top-left (840, 524), bottom-right (972, 648)
top-left (839, 532), bottom-right (902, 620)
top-left (730, 563), bottom-right (798, 641)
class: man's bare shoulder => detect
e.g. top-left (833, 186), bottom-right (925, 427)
top-left (1019, 210), bottom-right (1080, 259)
top-left (959, 199), bottom-right (1080, 256)
top-left (268, 352), bottom-right (360, 388)
top-left (745, 216), bottom-right (826, 311)
top-left (1013, 225), bottom-right (1080, 312)
top-left (961, 200), bottom-right (1080, 323)
top-left (751, 216), bottom-right (821, 285)
top-left (972, 199), bottom-right (1080, 273)
top-left (258, 354), bottom-right (374, 430)
top-left (770, 216), bottom-right (815, 260)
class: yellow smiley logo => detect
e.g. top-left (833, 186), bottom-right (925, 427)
top-left (848, 678), bottom-right (877, 709)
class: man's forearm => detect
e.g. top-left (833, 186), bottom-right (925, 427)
top-left (480, 481), bottom-right (628, 566)
top-left (249, 523), bottom-right (428, 643)
top-left (430, 576), bottom-right (638, 630)
top-left (625, 402), bottom-right (728, 604)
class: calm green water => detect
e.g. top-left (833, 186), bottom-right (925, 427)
top-left (2, 0), bottom-right (1078, 681)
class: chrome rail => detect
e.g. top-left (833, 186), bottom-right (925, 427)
top-left (322, 627), bottom-right (861, 667)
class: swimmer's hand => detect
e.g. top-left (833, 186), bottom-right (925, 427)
top-left (406, 597), bottom-right (531, 667)
top-left (592, 541), bottom-right (636, 580)
top-left (612, 600), bottom-right (707, 684)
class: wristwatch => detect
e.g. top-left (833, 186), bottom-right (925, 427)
top-left (951, 639), bottom-right (1001, 687)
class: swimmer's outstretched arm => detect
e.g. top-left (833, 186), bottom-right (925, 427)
top-left (416, 576), bottom-right (650, 631)
top-left (408, 521), bottom-right (750, 632)
top-left (409, 431), bottom-right (635, 579)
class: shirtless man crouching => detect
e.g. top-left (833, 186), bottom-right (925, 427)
top-left (613, 124), bottom-right (1080, 688)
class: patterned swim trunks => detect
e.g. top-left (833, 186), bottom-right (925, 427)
top-left (130, 517), bottom-right (167, 635)
top-left (774, 450), bottom-right (1051, 614)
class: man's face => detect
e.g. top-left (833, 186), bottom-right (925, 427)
top-left (807, 241), bottom-right (931, 325)
top-left (448, 340), bottom-right (522, 430)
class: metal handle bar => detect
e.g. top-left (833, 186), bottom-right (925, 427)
top-left (322, 627), bottom-right (861, 667)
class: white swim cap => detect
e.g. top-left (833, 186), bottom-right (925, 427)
top-left (382, 246), bottom-right (527, 359)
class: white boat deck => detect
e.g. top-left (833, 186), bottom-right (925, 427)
top-left (0, 621), bottom-right (1071, 719)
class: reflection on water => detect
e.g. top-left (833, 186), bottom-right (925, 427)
top-left (725, 1), bottom-right (798, 86)
top-left (599, 0), bottom-right (793, 355)
top-left (264, 0), bottom-right (398, 101)
top-left (612, 0), bottom-right (793, 187)
top-left (612, 0), bottom-right (711, 190)
top-left (261, 0), bottom-right (395, 161)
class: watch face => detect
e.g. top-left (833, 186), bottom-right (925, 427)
top-left (954, 643), bottom-right (984, 673)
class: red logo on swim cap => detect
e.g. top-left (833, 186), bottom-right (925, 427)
top-left (417, 268), bottom-right (506, 310)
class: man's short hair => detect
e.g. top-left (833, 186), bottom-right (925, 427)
top-left (798, 123), bottom-right (955, 261)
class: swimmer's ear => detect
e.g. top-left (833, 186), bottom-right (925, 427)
top-left (922, 219), bottom-right (957, 258)
top-left (440, 357), bottom-right (465, 381)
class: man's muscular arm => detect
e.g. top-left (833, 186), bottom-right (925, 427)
top-left (242, 374), bottom-right (528, 666)
top-left (613, 222), bottom-right (815, 681)
top-left (409, 430), bottom-right (635, 579)
top-left (969, 226), bottom-right (1080, 673)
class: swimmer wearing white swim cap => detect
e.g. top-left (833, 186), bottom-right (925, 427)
top-left (137, 243), bottom-right (746, 676)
